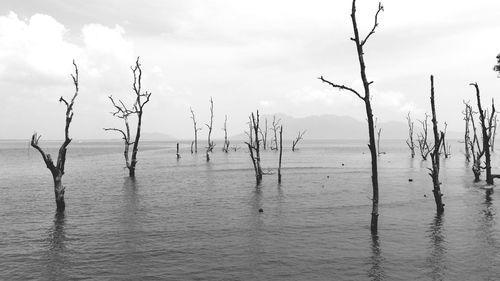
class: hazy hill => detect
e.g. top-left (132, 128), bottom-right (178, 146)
top-left (231, 113), bottom-right (461, 140)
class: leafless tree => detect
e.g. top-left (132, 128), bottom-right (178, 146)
top-left (494, 53), bottom-right (500, 76)
top-left (104, 57), bottom-right (151, 178)
top-left (104, 95), bottom-right (133, 172)
top-left (291, 130), bottom-right (306, 152)
top-left (278, 125), bottom-right (283, 184)
top-left (259, 118), bottom-right (268, 150)
top-left (417, 114), bottom-right (431, 160)
top-left (190, 107), bottom-right (202, 154)
top-left (428, 75), bottom-right (445, 214)
top-left (245, 111), bottom-right (263, 185)
top-left (471, 83), bottom-right (497, 184)
top-left (440, 122), bottom-right (451, 158)
top-left (469, 105), bottom-right (484, 182)
top-left (406, 112), bottom-right (415, 158)
top-left (462, 101), bottom-right (472, 162)
top-left (319, 0), bottom-right (383, 234)
top-left (270, 115), bottom-right (281, 150)
top-left (30, 60), bottom-right (80, 212)
top-left (222, 115), bottom-right (230, 153)
top-left (205, 97), bottom-right (215, 161)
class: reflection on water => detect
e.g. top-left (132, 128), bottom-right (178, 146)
top-left (428, 214), bottom-right (446, 281)
top-left (43, 212), bottom-right (67, 281)
top-left (368, 234), bottom-right (385, 281)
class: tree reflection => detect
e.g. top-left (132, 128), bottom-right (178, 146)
top-left (428, 213), bottom-right (446, 281)
top-left (368, 233), bottom-right (385, 281)
top-left (43, 211), bottom-right (67, 280)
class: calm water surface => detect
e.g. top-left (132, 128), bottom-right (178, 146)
top-left (1, 139), bottom-right (499, 280)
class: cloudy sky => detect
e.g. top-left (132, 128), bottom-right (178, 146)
top-left (1, 0), bottom-right (499, 140)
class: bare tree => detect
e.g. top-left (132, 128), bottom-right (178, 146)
top-left (104, 95), bottom-right (133, 172)
top-left (429, 75), bottom-right (445, 214)
top-left (205, 97), bottom-right (215, 161)
top-left (406, 112), bottom-right (415, 158)
top-left (245, 111), bottom-right (263, 185)
top-left (278, 125), bottom-right (283, 184)
top-left (440, 122), bottom-right (451, 158)
top-left (417, 114), bottom-right (431, 160)
top-left (190, 107), bottom-right (202, 154)
top-left (104, 57), bottom-right (151, 178)
top-left (462, 101), bottom-right (472, 162)
top-left (471, 83), bottom-right (496, 184)
top-left (319, 0), bottom-right (383, 234)
top-left (494, 53), bottom-right (500, 75)
top-left (492, 116), bottom-right (498, 151)
top-left (30, 60), bottom-right (80, 212)
top-left (468, 103), bottom-right (484, 182)
top-left (222, 115), bottom-right (230, 153)
top-left (270, 115), bottom-right (281, 150)
top-left (291, 130), bottom-right (306, 152)
top-left (259, 118), bottom-right (268, 150)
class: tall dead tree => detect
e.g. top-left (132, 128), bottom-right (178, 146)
top-left (319, 0), bottom-right (383, 234)
top-left (417, 114), bottom-right (431, 160)
top-left (462, 101), bottom-right (472, 162)
top-left (245, 111), bottom-right (263, 185)
top-left (440, 122), bottom-right (451, 158)
top-left (30, 61), bottom-right (80, 212)
top-left (190, 107), bottom-right (202, 154)
top-left (104, 95), bottom-right (133, 171)
top-left (406, 112), bottom-right (415, 158)
top-left (259, 118), bottom-right (268, 150)
top-left (270, 115), bottom-right (281, 150)
top-left (471, 83), bottom-right (496, 184)
top-left (278, 125), bottom-right (283, 184)
top-left (429, 75), bottom-right (445, 214)
top-left (292, 130), bottom-right (306, 151)
top-left (105, 57), bottom-right (151, 178)
top-left (468, 104), bottom-right (484, 182)
top-left (205, 97), bottom-right (215, 161)
top-left (222, 115), bottom-right (230, 153)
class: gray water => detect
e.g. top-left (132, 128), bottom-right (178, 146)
top-left (1, 139), bottom-right (499, 280)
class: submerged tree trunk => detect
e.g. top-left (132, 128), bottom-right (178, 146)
top-left (278, 125), bottom-right (283, 184)
top-left (245, 111), bottom-right (263, 185)
top-left (319, 0), bottom-right (383, 234)
top-left (31, 61), bottom-right (80, 212)
top-left (429, 75), bottom-right (444, 214)
top-left (471, 83), bottom-right (495, 184)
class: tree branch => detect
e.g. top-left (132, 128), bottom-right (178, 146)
top-left (318, 76), bottom-right (364, 100)
top-left (361, 2), bottom-right (384, 46)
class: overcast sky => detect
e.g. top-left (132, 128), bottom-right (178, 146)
top-left (1, 0), bottom-right (499, 140)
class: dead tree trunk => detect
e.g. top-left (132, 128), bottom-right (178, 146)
top-left (471, 83), bottom-right (495, 184)
top-left (270, 115), bottom-right (281, 150)
top-left (30, 61), bottom-right (80, 212)
top-left (105, 57), bottom-right (151, 178)
top-left (222, 115), bottom-right (230, 153)
top-left (440, 122), bottom-right (451, 158)
top-left (429, 75), bottom-right (445, 214)
top-left (205, 97), bottom-right (215, 161)
top-left (278, 125), bottom-right (283, 184)
top-left (190, 107), bottom-right (202, 154)
top-left (319, 0), bottom-right (383, 234)
top-left (463, 101), bottom-right (472, 162)
top-left (468, 104), bottom-right (484, 182)
top-left (245, 111), bottom-right (263, 185)
top-left (292, 130), bottom-right (306, 151)
top-left (176, 143), bottom-right (181, 159)
top-left (259, 118), bottom-right (268, 150)
top-left (406, 112), bottom-right (415, 158)
top-left (417, 114), bottom-right (431, 160)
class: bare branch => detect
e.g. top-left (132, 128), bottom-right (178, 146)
top-left (361, 2), bottom-right (384, 46)
top-left (318, 76), bottom-right (364, 100)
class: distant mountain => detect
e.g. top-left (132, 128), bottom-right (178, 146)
top-left (141, 132), bottom-right (177, 141)
top-left (231, 113), bottom-right (461, 140)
